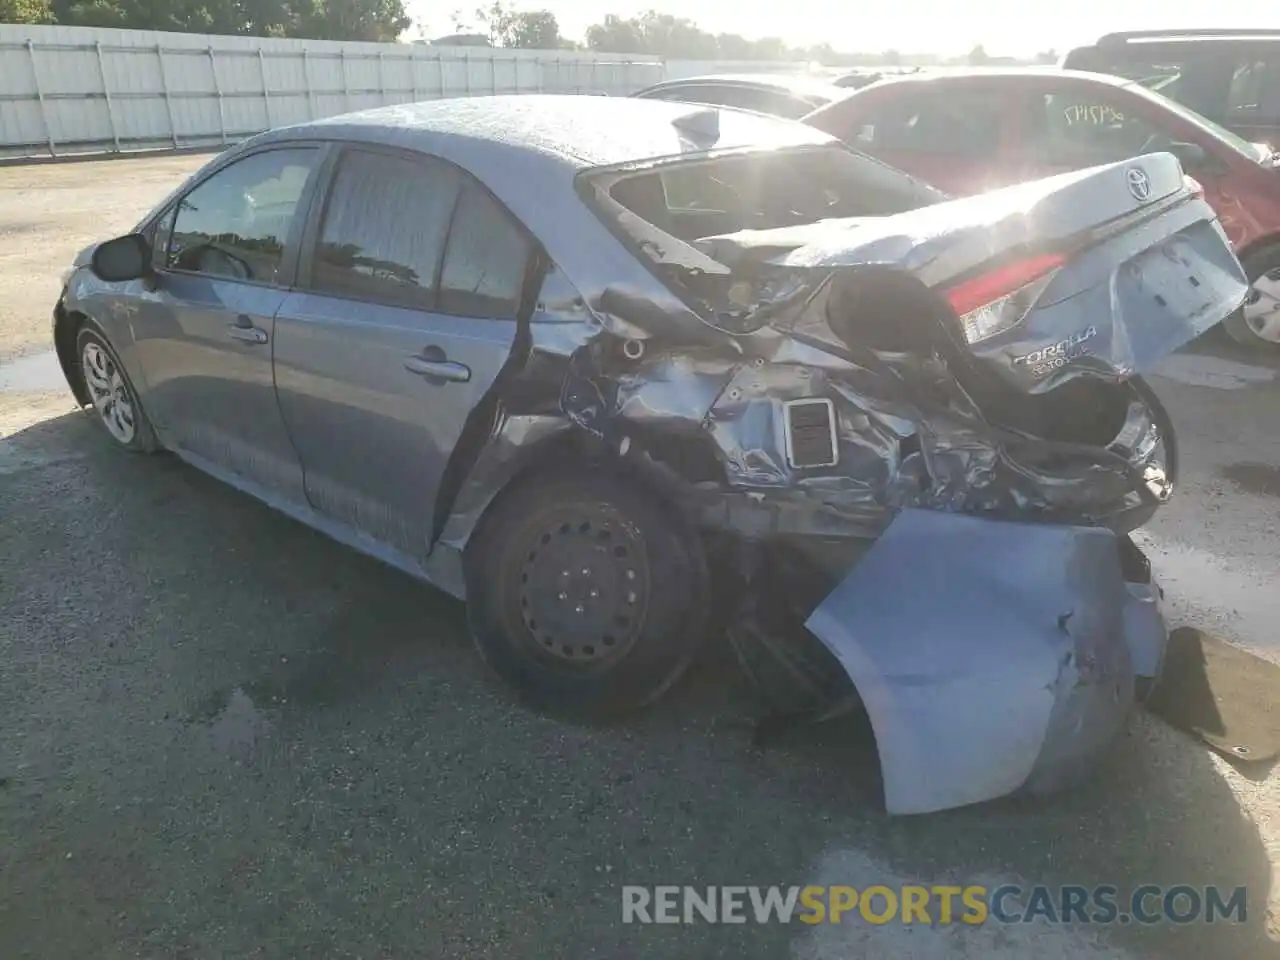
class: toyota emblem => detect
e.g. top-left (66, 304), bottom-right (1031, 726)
top-left (1126, 166), bottom-right (1151, 202)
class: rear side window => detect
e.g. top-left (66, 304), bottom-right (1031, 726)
top-left (1228, 59), bottom-right (1280, 124)
top-left (850, 92), bottom-right (1004, 157)
top-left (166, 147), bottom-right (318, 284)
top-left (311, 150), bottom-right (460, 311)
top-left (438, 180), bottom-right (533, 319)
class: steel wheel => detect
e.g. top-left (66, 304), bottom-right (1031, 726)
top-left (81, 340), bottom-right (136, 444)
top-left (465, 468), bottom-right (710, 719)
top-left (515, 505), bottom-right (651, 670)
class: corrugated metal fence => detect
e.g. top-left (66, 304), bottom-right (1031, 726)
top-left (0, 24), bottom-right (672, 159)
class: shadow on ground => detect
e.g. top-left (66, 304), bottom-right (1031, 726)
top-left (0, 408), bottom-right (1274, 959)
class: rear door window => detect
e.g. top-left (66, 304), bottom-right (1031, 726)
top-left (308, 148), bottom-right (533, 320)
top-left (310, 149), bottom-right (461, 311)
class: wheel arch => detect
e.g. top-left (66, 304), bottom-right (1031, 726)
top-left (1233, 233), bottom-right (1280, 270)
top-left (456, 418), bottom-right (729, 562)
top-left (53, 304), bottom-right (91, 406)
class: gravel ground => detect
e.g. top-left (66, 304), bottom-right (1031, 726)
top-left (2, 154), bottom-right (1280, 959)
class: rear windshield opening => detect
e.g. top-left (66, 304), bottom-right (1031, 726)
top-left (591, 145), bottom-right (942, 255)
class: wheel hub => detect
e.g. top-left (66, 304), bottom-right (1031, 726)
top-left (517, 508), bottom-right (648, 666)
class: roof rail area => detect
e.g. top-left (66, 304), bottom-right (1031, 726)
top-left (1096, 29), bottom-right (1280, 46)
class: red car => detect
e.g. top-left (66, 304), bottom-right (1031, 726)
top-left (806, 68), bottom-right (1280, 350)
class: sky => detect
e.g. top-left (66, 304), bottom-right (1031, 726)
top-left (407, 1), bottom-right (1277, 57)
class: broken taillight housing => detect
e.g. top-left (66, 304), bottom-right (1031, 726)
top-left (944, 252), bottom-right (1066, 345)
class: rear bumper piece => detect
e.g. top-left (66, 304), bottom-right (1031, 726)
top-left (805, 508), bottom-right (1168, 816)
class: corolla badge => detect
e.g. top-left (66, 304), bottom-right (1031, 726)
top-left (1013, 326), bottom-right (1099, 378)
top-left (1126, 166), bottom-right (1151, 202)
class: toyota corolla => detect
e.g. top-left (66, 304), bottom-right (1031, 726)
top-left (51, 96), bottom-right (1248, 814)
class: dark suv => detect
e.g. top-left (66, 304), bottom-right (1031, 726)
top-left (1063, 30), bottom-right (1280, 144)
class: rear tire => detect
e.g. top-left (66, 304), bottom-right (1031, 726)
top-left (1223, 245), bottom-right (1280, 351)
top-left (75, 324), bottom-right (158, 453)
top-left (464, 466), bottom-right (710, 720)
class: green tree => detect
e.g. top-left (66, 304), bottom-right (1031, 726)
top-left (967, 43), bottom-right (989, 65)
top-left (586, 11), bottom-right (804, 60)
top-left (302, 0), bottom-right (409, 40)
top-left (714, 31), bottom-right (754, 60)
top-left (585, 13), bottom-right (644, 52)
top-left (0, 0), bottom-right (55, 22)
top-left (49, 0), bottom-right (409, 40)
top-left (750, 36), bottom-right (787, 60)
top-left (475, 2), bottom-right (561, 49)
top-left (586, 11), bottom-right (716, 58)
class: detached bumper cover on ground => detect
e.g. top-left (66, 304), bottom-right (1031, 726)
top-left (806, 508), bottom-right (1167, 815)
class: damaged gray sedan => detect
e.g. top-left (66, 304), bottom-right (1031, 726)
top-left (53, 96), bottom-right (1249, 815)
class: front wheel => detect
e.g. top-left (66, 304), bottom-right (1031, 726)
top-left (464, 467), bottom-right (710, 720)
top-left (75, 324), bottom-right (157, 452)
top-left (1223, 246), bottom-right (1280, 351)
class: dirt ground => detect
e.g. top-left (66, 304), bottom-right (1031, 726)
top-left (0, 153), bottom-right (213, 362)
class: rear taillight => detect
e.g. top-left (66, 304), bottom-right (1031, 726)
top-left (944, 252), bottom-right (1066, 345)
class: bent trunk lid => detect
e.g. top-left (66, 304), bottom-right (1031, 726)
top-left (697, 152), bottom-right (1250, 393)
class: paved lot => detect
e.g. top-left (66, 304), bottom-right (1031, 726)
top-left (2, 155), bottom-right (1280, 959)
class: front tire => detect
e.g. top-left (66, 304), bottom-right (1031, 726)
top-left (1223, 245), bottom-right (1280, 351)
top-left (75, 324), bottom-right (157, 452)
top-left (464, 467), bottom-right (710, 720)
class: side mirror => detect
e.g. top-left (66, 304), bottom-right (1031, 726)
top-left (90, 233), bottom-right (152, 283)
top-left (1167, 141), bottom-right (1209, 171)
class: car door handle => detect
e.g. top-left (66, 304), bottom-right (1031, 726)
top-left (404, 355), bottom-right (471, 383)
top-left (226, 316), bottom-right (268, 344)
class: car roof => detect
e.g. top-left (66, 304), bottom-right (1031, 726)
top-left (819, 66), bottom-right (1146, 105)
top-left (1094, 29), bottom-right (1280, 46)
top-left (855, 66), bottom-right (1119, 88)
top-left (241, 95), bottom-right (839, 303)
top-left (637, 73), bottom-right (843, 102)
top-left (256, 94), bottom-right (833, 171)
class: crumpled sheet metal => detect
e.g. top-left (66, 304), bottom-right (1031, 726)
top-left (698, 345), bottom-right (1153, 537)
top-left (804, 507), bottom-right (1166, 815)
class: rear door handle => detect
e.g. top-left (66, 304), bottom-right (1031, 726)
top-left (226, 315), bottom-right (268, 344)
top-left (404, 354), bottom-right (471, 383)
